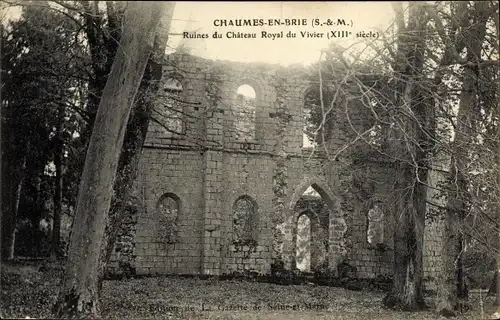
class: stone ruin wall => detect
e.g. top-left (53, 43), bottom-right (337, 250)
top-left (108, 53), bottom-right (443, 286)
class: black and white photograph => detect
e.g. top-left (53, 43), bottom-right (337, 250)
top-left (0, 1), bottom-right (499, 319)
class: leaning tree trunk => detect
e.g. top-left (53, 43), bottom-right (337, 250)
top-left (99, 59), bottom-right (159, 277)
top-left (54, 3), bottom-right (164, 318)
top-left (101, 2), bottom-right (175, 275)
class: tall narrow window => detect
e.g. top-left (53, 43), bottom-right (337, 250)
top-left (303, 106), bottom-right (315, 148)
top-left (367, 205), bottom-right (384, 245)
top-left (234, 84), bottom-right (256, 141)
top-left (156, 193), bottom-right (180, 243)
top-left (232, 195), bottom-right (258, 244)
top-left (303, 88), bottom-right (319, 148)
top-left (303, 86), bottom-right (335, 148)
top-left (296, 213), bottom-right (312, 272)
top-left (158, 78), bottom-right (185, 137)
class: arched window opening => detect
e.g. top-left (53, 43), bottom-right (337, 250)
top-left (303, 105), bottom-right (316, 149)
top-left (303, 186), bottom-right (321, 198)
top-left (232, 195), bottom-right (258, 244)
top-left (296, 213), bottom-right (312, 272)
top-left (303, 86), bottom-right (335, 148)
top-left (156, 193), bottom-right (180, 243)
top-left (234, 84), bottom-right (256, 141)
top-left (303, 88), bottom-right (321, 148)
top-left (293, 184), bottom-right (332, 272)
top-left (295, 185), bottom-right (327, 227)
top-left (158, 78), bottom-right (185, 136)
top-left (367, 204), bottom-right (384, 245)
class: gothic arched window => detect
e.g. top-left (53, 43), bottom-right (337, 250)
top-left (296, 213), bottom-right (312, 272)
top-left (156, 193), bottom-right (181, 243)
top-left (367, 205), bottom-right (384, 245)
top-left (158, 78), bottom-right (185, 136)
top-left (233, 84), bottom-right (256, 141)
top-left (302, 86), bottom-right (336, 148)
top-left (232, 195), bottom-right (258, 244)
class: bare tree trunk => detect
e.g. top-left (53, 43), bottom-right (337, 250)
top-left (387, 179), bottom-right (426, 310)
top-left (383, 80), bottom-right (429, 311)
top-left (492, 34), bottom-right (500, 319)
top-left (495, 189), bottom-right (500, 318)
top-left (437, 2), bottom-right (489, 315)
top-left (54, 3), bottom-right (164, 318)
top-left (101, 2), bottom-right (175, 274)
top-left (383, 3), bottom-right (430, 310)
top-left (1, 153), bottom-right (27, 260)
top-left (0, 23), bottom-right (2, 263)
top-left (52, 150), bottom-right (62, 258)
top-left (495, 12), bottom-right (500, 318)
top-left (490, 92), bottom-right (500, 319)
top-left (51, 104), bottom-right (64, 259)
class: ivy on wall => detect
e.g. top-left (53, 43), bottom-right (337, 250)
top-left (271, 71), bottom-right (292, 265)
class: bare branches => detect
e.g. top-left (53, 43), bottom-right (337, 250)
top-left (2, 0), bottom-right (84, 27)
top-left (391, 2), bottom-right (406, 33)
top-left (309, 6), bottom-right (498, 308)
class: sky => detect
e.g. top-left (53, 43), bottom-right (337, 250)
top-left (2, 1), bottom-right (396, 66)
top-left (167, 2), bottom-right (395, 66)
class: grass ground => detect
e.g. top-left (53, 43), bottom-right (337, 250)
top-left (0, 260), bottom-right (495, 319)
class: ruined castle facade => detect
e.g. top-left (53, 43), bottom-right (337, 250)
top-left (110, 53), bottom-right (443, 287)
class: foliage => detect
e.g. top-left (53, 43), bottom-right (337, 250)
top-left (1, 0), bottom-right (173, 263)
top-left (1, 0), bottom-right (499, 318)
top-left (1, 4), bottom-right (87, 257)
top-left (302, 80), bottom-right (337, 145)
top-left (302, 0), bottom-right (498, 312)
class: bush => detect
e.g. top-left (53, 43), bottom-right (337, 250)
top-left (14, 220), bottom-right (51, 257)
